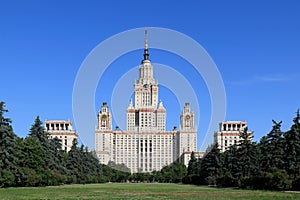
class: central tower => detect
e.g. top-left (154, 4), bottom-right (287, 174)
top-left (134, 30), bottom-right (158, 109)
top-left (95, 29), bottom-right (198, 173)
top-left (126, 30), bottom-right (166, 132)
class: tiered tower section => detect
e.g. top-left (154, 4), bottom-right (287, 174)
top-left (126, 30), bottom-right (166, 132)
top-left (177, 103), bottom-right (197, 163)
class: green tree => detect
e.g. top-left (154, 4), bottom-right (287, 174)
top-left (101, 164), bottom-right (113, 182)
top-left (66, 139), bottom-right (82, 183)
top-left (29, 116), bottom-right (49, 144)
top-left (19, 137), bottom-right (45, 171)
top-left (258, 135), bottom-right (268, 171)
top-left (187, 151), bottom-right (197, 175)
top-left (284, 110), bottom-right (300, 178)
top-left (81, 147), bottom-right (102, 182)
top-left (259, 120), bottom-right (285, 172)
top-left (201, 144), bottom-right (222, 185)
top-left (66, 140), bottom-right (103, 183)
top-left (48, 137), bottom-right (68, 174)
top-left (237, 127), bottom-right (257, 177)
top-left (107, 161), bottom-right (130, 173)
top-left (107, 161), bottom-right (130, 182)
top-left (28, 116), bottom-right (51, 169)
top-left (160, 162), bottom-right (187, 183)
top-left (17, 137), bottom-right (46, 186)
top-left (0, 102), bottom-right (19, 187)
top-left (219, 144), bottom-right (240, 186)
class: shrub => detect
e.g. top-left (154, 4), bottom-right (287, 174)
top-left (292, 176), bottom-right (300, 191)
top-left (51, 171), bottom-right (66, 185)
top-left (183, 174), bottom-right (206, 185)
top-left (22, 168), bottom-right (42, 187)
top-left (239, 169), bottom-right (292, 191)
top-left (217, 172), bottom-right (238, 187)
top-left (98, 175), bottom-right (109, 183)
top-left (0, 170), bottom-right (15, 187)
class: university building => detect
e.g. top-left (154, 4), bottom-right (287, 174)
top-left (95, 31), bottom-right (197, 173)
top-left (45, 120), bottom-right (78, 152)
top-left (214, 121), bottom-right (253, 152)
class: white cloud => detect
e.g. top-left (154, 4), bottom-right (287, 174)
top-left (253, 75), bottom-right (291, 82)
top-left (228, 74), bottom-right (295, 86)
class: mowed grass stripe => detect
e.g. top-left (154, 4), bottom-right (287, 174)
top-left (0, 183), bottom-right (299, 200)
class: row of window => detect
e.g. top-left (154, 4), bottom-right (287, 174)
top-left (224, 140), bottom-right (237, 146)
top-left (50, 135), bottom-right (68, 139)
top-left (46, 123), bottom-right (70, 131)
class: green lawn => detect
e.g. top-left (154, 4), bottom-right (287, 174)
top-left (0, 183), bottom-right (299, 200)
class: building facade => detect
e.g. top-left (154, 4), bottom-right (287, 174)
top-left (95, 31), bottom-right (197, 173)
top-left (214, 121), bottom-right (253, 152)
top-left (45, 120), bottom-right (78, 152)
top-left (179, 151), bottom-right (204, 167)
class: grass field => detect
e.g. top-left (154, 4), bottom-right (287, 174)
top-left (0, 183), bottom-right (299, 200)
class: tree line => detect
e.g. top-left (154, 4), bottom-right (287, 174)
top-left (102, 161), bottom-right (187, 183)
top-left (0, 102), bottom-right (104, 187)
top-left (1, 101), bottom-right (300, 191)
top-left (0, 101), bottom-right (187, 187)
top-left (185, 111), bottom-right (300, 191)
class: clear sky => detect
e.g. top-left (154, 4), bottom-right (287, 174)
top-left (1, 1), bottom-right (300, 150)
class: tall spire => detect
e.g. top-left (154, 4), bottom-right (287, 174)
top-left (143, 28), bottom-right (149, 62)
top-left (145, 28), bottom-right (148, 49)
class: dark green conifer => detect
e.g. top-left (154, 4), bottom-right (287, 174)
top-left (0, 102), bottom-right (20, 187)
top-left (284, 110), bottom-right (300, 178)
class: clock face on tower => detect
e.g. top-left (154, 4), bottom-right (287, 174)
top-left (185, 115), bottom-right (191, 127)
top-left (101, 114), bottom-right (107, 120)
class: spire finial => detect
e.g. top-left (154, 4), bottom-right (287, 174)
top-left (145, 28), bottom-right (148, 50)
top-left (143, 28), bottom-right (149, 62)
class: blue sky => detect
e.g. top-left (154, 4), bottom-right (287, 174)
top-left (1, 1), bottom-right (300, 150)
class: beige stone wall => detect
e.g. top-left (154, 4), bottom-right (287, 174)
top-left (45, 120), bottom-right (78, 152)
